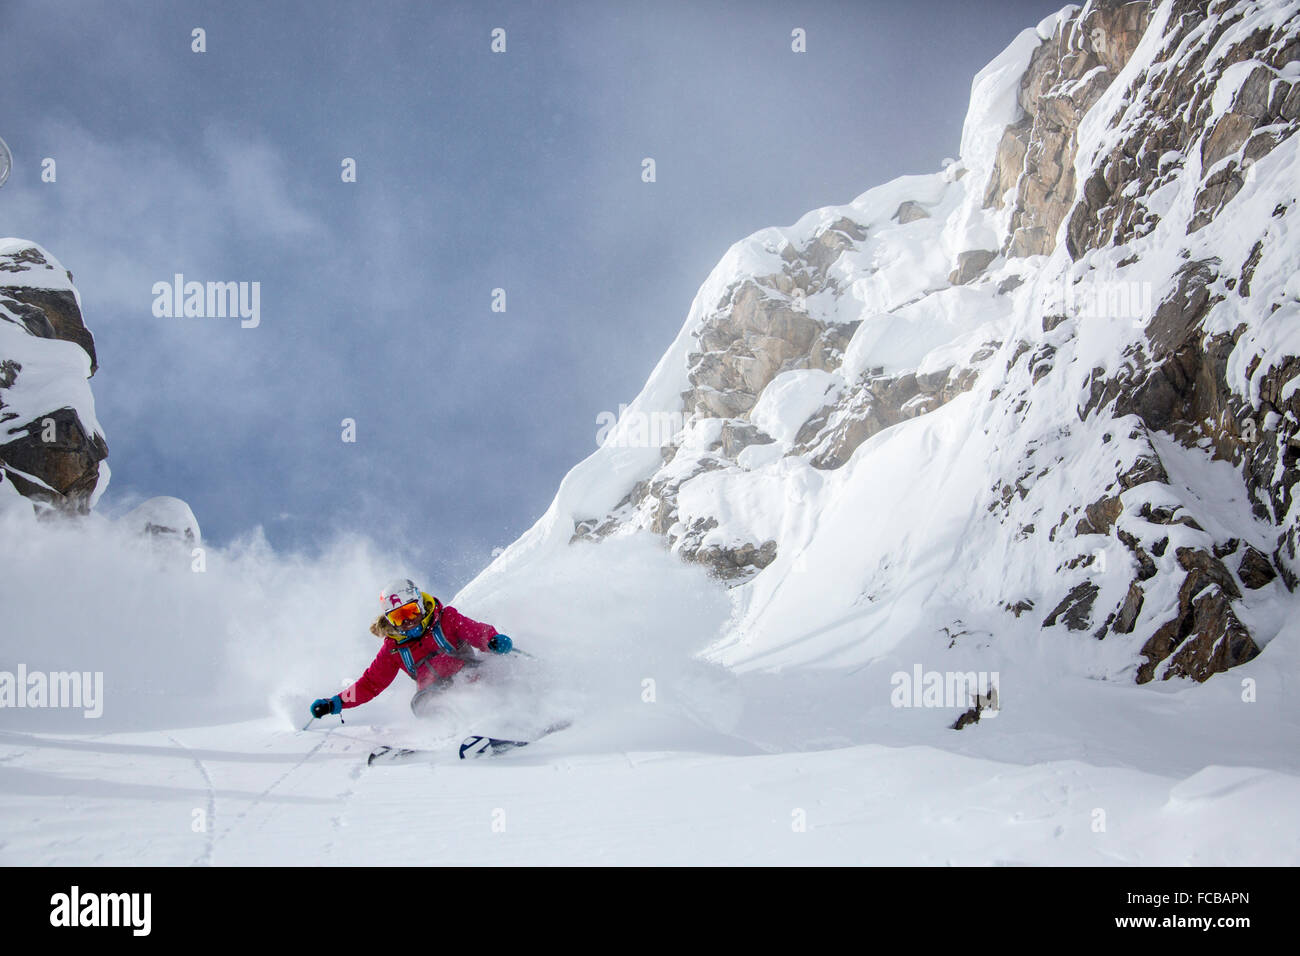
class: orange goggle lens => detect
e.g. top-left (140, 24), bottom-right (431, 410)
top-left (386, 601), bottom-right (423, 628)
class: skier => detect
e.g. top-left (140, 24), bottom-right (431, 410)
top-left (309, 578), bottom-right (513, 719)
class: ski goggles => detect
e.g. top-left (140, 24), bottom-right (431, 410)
top-left (385, 601), bottom-right (424, 629)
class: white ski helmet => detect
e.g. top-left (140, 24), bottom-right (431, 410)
top-left (380, 577), bottom-right (425, 629)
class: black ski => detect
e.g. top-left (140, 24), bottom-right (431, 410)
top-left (459, 735), bottom-right (524, 758)
top-left (459, 720), bottom-right (570, 759)
top-left (367, 745), bottom-right (431, 766)
top-left (366, 720), bottom-right (570, 767)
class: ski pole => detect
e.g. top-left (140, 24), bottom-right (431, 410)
top-left (302, 711), bottom-right (345, 731)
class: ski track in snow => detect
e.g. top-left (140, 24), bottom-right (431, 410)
top-left (213, 726), bottom-right (343, 857)
top-left (163, 733), bottom-right (216, 867)
top-left (1, 677), bottom-right (1299, 865)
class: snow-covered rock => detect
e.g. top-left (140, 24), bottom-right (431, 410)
top-left (0, 239), bottom-right (108, 513)
top-left (470, 0), bottom-right (1300, 688)
top-left (120, 496), bottom-right (202, 546)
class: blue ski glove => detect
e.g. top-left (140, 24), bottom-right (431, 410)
top-left (310, 695), bottom-right (343, 718)
top-left (487, 634), bottom-right (513, 654)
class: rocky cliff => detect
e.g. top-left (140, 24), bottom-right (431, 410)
top-left (0, 240), bottom-right (108, 514)
top-left (502, 0), bottom-right (1300, 686)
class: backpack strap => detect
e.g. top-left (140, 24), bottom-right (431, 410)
top-left (396, 643), bottom-right (419, 677)
top-left (421, 593), bottom-right (455, 654)
top-left (430, 621), bottom-right (453, 654)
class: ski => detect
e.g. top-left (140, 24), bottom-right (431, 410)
top-left (459, 720), bottom-right (571, 760)
top-left (366, 720), bottom-right (571, 767)
top-left (367, 745), bottom-right (434, 767)
top-left (458, 735), bottom-right (531, 758)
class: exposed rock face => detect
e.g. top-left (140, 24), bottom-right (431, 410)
top-left (1066, 0), bottom-right (1300, 249)
top-left (0, 290), bottom-right (98, 375)
top-left (1238, 546), bottom-right (1276, 588)
top-left (559, 0), bottom-right (1297, 687)
top-left (575, 210), bottom-right (996, 580)
top-left (1138, 547), bottom-right (1256, 681)
top-left (683, 277), bottom-right (828, 420)
top-left (949, 249), bottom-right (999, 285)
top-left (793, 353), bottom-right (996, 470)
top-left (0, 407), bottom-right (108, 507)
top-left (0, 240), bottom-right (107, 513)
top-left (1043, 581), bottom-right (1101, 630)
top-left (688, 537), bottom-right (778, 582)
top-left (987, 0), bottom-right (1154, 259)
top-left (985, 0), bottom-right (1296, 683)
top-left (893, 201), bottom-right (931, 224)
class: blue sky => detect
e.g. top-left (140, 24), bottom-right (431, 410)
top-left (1, 0), bottom-right (1060, 592)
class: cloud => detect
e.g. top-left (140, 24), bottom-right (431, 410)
top-left (3, 118), bottom-right (323, 315)
top-left (203, 124), bottom-right (322, 240)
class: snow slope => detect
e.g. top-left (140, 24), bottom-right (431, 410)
top-left (3, 496), bottom-right (1296, 864)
